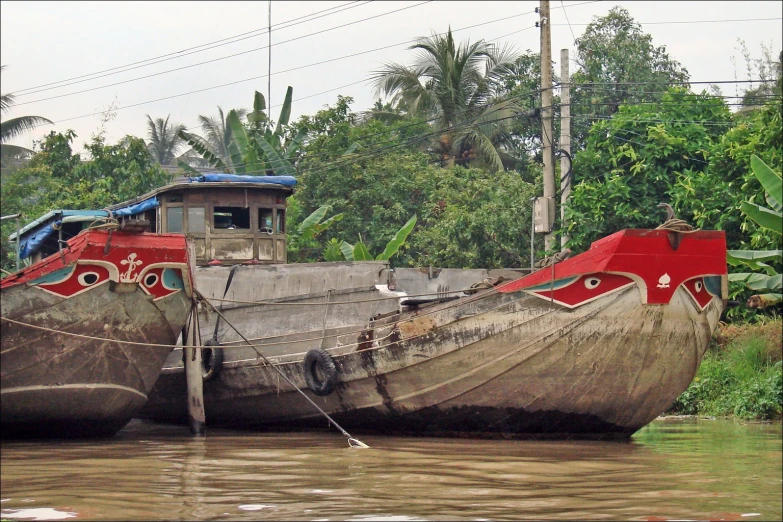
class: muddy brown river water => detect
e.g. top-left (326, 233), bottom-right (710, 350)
top-left (1, 417), bottom-right (781, 521)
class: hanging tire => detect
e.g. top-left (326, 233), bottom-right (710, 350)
top-left (201, 339), bottom-right (224, 381)
top-left (303, 348), bottom-right (338, 396)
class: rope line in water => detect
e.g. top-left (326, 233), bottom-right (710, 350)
top-left (203, 283), bottom-right (501, 306)
top-left (194, 289), bottom-right (369, 448)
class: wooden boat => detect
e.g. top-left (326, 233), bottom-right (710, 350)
top-left (109, 174), bottom-right (728, 439)
top-left (1, 220), bottom-right (193, 438)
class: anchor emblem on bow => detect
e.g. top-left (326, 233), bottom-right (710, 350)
top-left (120, 253), bottom-right (143, 282)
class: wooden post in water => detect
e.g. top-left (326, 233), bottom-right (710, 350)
top-left (184, 240), bottom-right (205, 435)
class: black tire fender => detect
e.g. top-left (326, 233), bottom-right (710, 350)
top-left (303, 348), bottom-right (338, 396)
top-left (201, 339), bottom-right (224, 381)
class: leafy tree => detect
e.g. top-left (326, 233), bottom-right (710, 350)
top-left (564, 88), bottom-right (732, 253)
top-left (570, 7), bottom-right (690, 150)
top-left (1, 65), bottom-right (53, 159)
top-left (492, 50), bottom-right (559, 180)
top-left (370, 29), bottom-right (523, 172)
top-left (686, 103), bottom-right (781, 248)
top-left (1, 131), bottom-right (171, 271)
top-left (145, 114), bottom-right (186, 165)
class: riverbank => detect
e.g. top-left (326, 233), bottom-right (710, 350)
top-left (667, 318), bottom-right (782, 420)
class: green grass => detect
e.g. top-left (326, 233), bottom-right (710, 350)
top-left (668, 318), bottom-right (783, 420)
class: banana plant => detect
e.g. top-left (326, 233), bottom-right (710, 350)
top-left (341, 215), bottom-right (417, 262)
top-left (727, 155), bottom-right (782, 308)
top-left (177, 88), bottom-right (307, 176)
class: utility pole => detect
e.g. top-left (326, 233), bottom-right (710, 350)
top-left (539, 0), bottom-right (556, 252)
top-left (268, 0), bottom-right (272, 119)
top-left (559, 48), bottom-right (571, 249)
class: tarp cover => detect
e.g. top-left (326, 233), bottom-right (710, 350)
top-left (112, 196), bottom-right (159, 217)
top-left (188, 174), bottom-right (297, 186)
top-left (15, 210), bottom-right (108, 259)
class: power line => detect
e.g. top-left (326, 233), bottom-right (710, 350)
top-left (551, 16), bottom-right (782, 26)
top-left (13, 1), bottom-right (433, 106)
top-left (13, 17), bottom-right (542, 131)
top-left (560, 0), bottom-right (578, 43)
top-left (12, 1), bottom-right (370, 95)
top-left (186, 87), bottom-right (544, 173)
top-left (570, 115), bottom-right (748, 126)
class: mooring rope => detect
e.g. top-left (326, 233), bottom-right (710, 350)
top-left (0, 314), bottom-right (397, 353)
top-left (655, 218), bottom-right (699, 233)
top-left (195, 289), bottom-right (369, 449)
top-left (203, 285), bottom-right (491, 307)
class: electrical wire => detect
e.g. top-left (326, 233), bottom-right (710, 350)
top-left (560, 0), bottom-right (578, 43)
top-left (13, 1), bottom-right (434, 106)
top-left (551, 16), bottom-right (782, 26)
top-left (180, 85), bottom-right (544, 174)
top-left (12, 19), bottom-right (544, 131)
top-left (12, 1), bottom-right (370, 95)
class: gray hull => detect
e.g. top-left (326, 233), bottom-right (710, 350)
top-left (1, 284), bottom-right (190, 438)
top-left (139, 263), bottom-right (721, 439)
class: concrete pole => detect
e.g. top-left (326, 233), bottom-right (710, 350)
top-left (268, 0), bottom-right (272, 119)
top-left (184, 239), bottom-right (205, 435)
top-left (540, 0), bottom-right (556, 252)
top-left (184, 308), bottom-right (206, 436)
top-left (560, 48), bottom-right (571, 249)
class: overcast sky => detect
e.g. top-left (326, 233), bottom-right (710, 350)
top-left (1, 1), bottom-right (781, 154)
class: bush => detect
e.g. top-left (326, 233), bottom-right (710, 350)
top-left (668, 319), bottom-right (783, 420)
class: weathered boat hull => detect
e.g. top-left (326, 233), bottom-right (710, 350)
top-left (1, 230), bottom-right (192, 438)
top-left (140, 229), bottom-right (727, 439)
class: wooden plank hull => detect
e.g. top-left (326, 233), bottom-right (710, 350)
top-left (140, 229), bottom-right (727, 439)
top-left (1, 230), bottom-right (192, 438)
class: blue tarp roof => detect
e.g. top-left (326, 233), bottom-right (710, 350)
top-left (112, 196), bottom-right (159, 217)
top-left (10, 210), bottom-right (110, 259)
top-left (188, 173), bottom-right (297, 186)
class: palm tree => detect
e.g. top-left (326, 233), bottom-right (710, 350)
top-left (369, 29), bottom-right (521, 172)
top-left (178, 90), bottom-right (306, 176)
top-left (196, 106), bottom-right (248, 167)
top-left (1, 65), bottom-right (53, 158)
top-left (145, 115), bottom-right (186, 165)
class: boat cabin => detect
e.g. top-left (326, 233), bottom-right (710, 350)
top-left (10, 174), bottom-right (296, 267)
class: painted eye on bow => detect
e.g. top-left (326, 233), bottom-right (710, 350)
top-left (144, 273), bottom-right (159, 288)
top-left (77, 272), bottom-right (101, 286)
top-left (584, 277), bottom-right (601, 289)
top-left (694, 280), bottom-right (703, 292)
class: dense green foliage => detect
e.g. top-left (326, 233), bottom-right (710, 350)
top-left (668, 320), bottom-right (783, 420)
top-left (570, 6), bottom-right (690, 149)
top-left (1, 131), bottom-right (171, 270)
top-left (727, 155), bottom-right (782, 308)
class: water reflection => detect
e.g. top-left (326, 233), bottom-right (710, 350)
top-left (1, 418), bottom-right (780, 521)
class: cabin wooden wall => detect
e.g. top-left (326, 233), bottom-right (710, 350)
top-left (155, 187), bottom-right (288, 266)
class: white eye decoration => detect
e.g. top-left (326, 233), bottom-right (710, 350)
top-left (144, 273), bottom-right (159, 288)
top-left (584, 277), bottom-right (601, 289)
top-left (694, 280), bottom-right (703, 292)
top-left (78, 272), bottom-right (100, 286)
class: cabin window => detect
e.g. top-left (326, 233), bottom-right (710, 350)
top-left (166, 207), bottom-right (183, 232)
top-left (276, 209), bottom-right (285, 234)
top-left (214, 206), bottom-right (250, 230)
top-left (259, 208), bottom-right (273, 233)
top-left (187, 207), bottom-right (205, 233)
